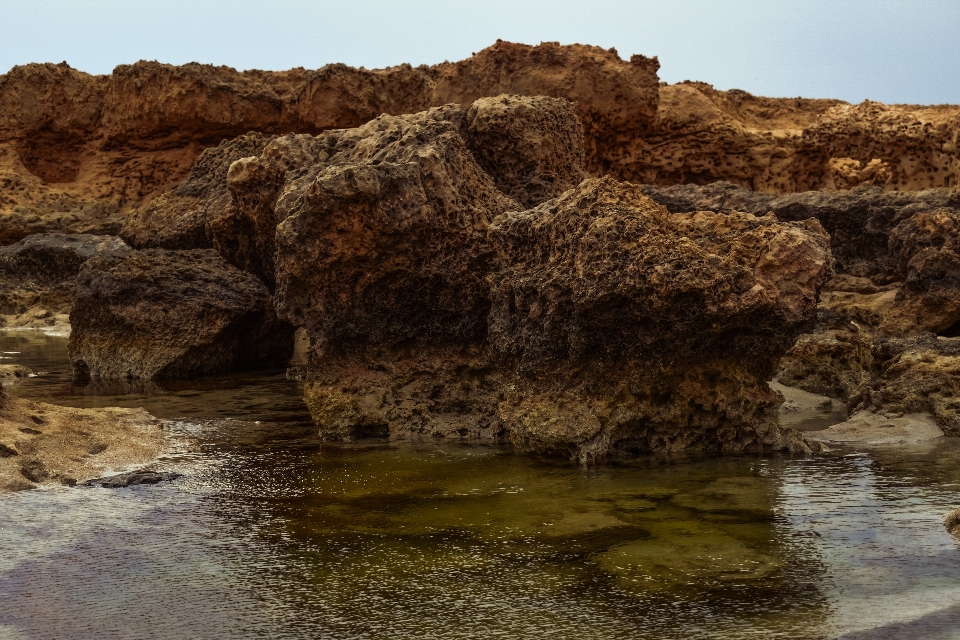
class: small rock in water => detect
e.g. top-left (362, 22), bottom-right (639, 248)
top-left (84, 470), bottom-right (181, 488)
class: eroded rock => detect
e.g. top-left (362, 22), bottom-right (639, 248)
top-left (852, 333), bottom-right (960, 436)
top-left (0, 232), bottom-right (130, 329)
top-left (69, 248), bottom-right (294, 380)
top-left (641, 181), bottom-right (960, 282)
top-left (257, 101), bottom-right (833, 459)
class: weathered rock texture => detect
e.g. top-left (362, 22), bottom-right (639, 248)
top-left (627, 85), bottom-right (960, 192)
top-left (776, 309), bottom-right (873, 401)
top-left (1, 41), bottom-right (657, 243)
top-left (69, 249), bottom-right (293, 380)
top-left (0, 387), bottom-right (165, 492)
top-left (7, 40), bottom-right (960, 247)
top-left (851, 333), bottom-right (960, 436)
top-left (181, 99), bottom-right (837, 460)
top-left (0, 232), bottom-right (129, 329)
top-left (641, 181), bottom-right (960, 282)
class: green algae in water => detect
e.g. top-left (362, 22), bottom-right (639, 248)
top-left (4, 332), bottom-right (960, 638)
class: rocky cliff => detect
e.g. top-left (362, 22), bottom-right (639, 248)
top-left (0, 41), bottom-right (658, 243)
top-left (5, 40), bottom-right (960, 247)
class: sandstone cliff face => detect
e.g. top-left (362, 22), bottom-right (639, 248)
top-left (8, 40), bottom-right (960, 249)
top-left (627, 83), bottom-right (960, 193)
top-left (0, 41), bottom-right (657, 243)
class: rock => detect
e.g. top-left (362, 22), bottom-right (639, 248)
top-left (83, 470), bottom-right (181, 488)
top-left (120, 132), bottom-right (274, 250)
top-left (68, 248), bottom-right (294, 380)
top-left (626, 86), bottom-right (960, 193)
top-left (776, 309), bottom-right (872, 400)
top-left (805, 410), bottom-right (943, 445)
top-left (879, 247), bottom-right (960, 335)
top-left (852, 333), bottom-right (960, 436)
top-left (262, 96), bottom-right (833, 459)
top-left (0, 390), bottom-right (165, 492)
top-left (0, 364), bottom-right (33, 387)
top-left (487, 178), bottom-right (832, 460)
top-left (945, 508), bottom-right (960, 540)
top-left (463, 94), bottom-right (586, 208)
top-left (641, 181), bottom-right (960, 282)
top-left (0, 232), bottom-right (130, 329)
top-left (1, 41), bottom-right (658, 244)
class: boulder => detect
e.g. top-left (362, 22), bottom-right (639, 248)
top-left (0, 232), bottom-right (129, 329)
top-left (879, 247), bottom-right (960, 335)
top-left (69, 248), bottom-right (293, 380)
top-left (852, 333), bottom-right (960, 436)
top-left (262, 99), bottom-right (833, 459)
top-left (487, 178), bottom-right (832, 459)
top-left (776, 310), bottom-right (872, 401)
top-left (120, 132), bottom-right (274, 250)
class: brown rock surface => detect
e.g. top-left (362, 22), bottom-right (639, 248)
top-left (628, 84), bottom-right (960, 193)
top-left (69, 248), bottom-right (294, 380)
top-left (253, 100), bottom-right (834, 459)
top-left (641, 181), bottom-right (960, 282)
top-left (0, 388), bottom-right (165, 492)
top-left (852, 333), bottom-right (960, 436)
top-left (776, 310), bottom-right (872, 401)
top-left (0, 232), bottom-right (130, 330)
top-left (1, 41), bottom-right (656, 243)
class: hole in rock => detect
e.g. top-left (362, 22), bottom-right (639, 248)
top-left (15, 129), bottom-right (87, 184)
top-left (940, 319), bottom-right (960, 338)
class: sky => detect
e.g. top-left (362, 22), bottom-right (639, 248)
top-left (2, 0), bottom-right (959, 105)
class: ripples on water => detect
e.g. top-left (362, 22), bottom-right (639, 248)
top-left (2, 331), bottom-right (960, 639)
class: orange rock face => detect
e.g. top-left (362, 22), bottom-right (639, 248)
top-left (0, 41), bottom-right (658, 242)
top-left (5, 40), bottom-right (960, 245)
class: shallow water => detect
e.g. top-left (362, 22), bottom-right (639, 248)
top-left (2, 332), bottom-right (960, 639)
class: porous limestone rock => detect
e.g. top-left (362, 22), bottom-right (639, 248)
top-left (641, 181), bottom-right (960, 282)
top-left (69, 249), bottom-right (293, 380)
top-left (487, 178), bottom-right (832, 459)
top-left (879, 247), bottom-right (960, 336)
top-left (776, 309), bottom-right (872, 401)
top-left (1, 41), bottom-right (656, 242)
top-left (259, 99), bottom-right (833, 459)
top-left (121, 132), bottom-right (274, 250)
top-left (851, 333), bottom-right (960, 436)
top-left (217, 96), bottom-right (574, 285)
top-left (0, 387), bottom-right (165, 492)
top-left (0, 232), bottom-right (129, 329)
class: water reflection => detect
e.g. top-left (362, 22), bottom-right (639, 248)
top-left (1, 331), bottom-right (959, 638)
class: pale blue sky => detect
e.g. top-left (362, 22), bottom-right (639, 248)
top-left (2, 0), bottom-right (959, 105)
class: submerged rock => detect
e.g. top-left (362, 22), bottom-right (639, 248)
top-left (69, 248), bottom-right (293, 380)
top-left (83, 470), bottom-right (181, 488)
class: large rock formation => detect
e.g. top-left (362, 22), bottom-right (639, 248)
top-left (0, 232), bottom-right (129, 329)
top-left (1, 41), bottom-right (657, 243)
top-left (7, 40), bottom-right (960, 248)
top-left (195, 99), bottom-right (835, 460)
top-left (626, 85), bottom-right (960, 193)
top-left (69, 249), bottom-right (293, 380)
